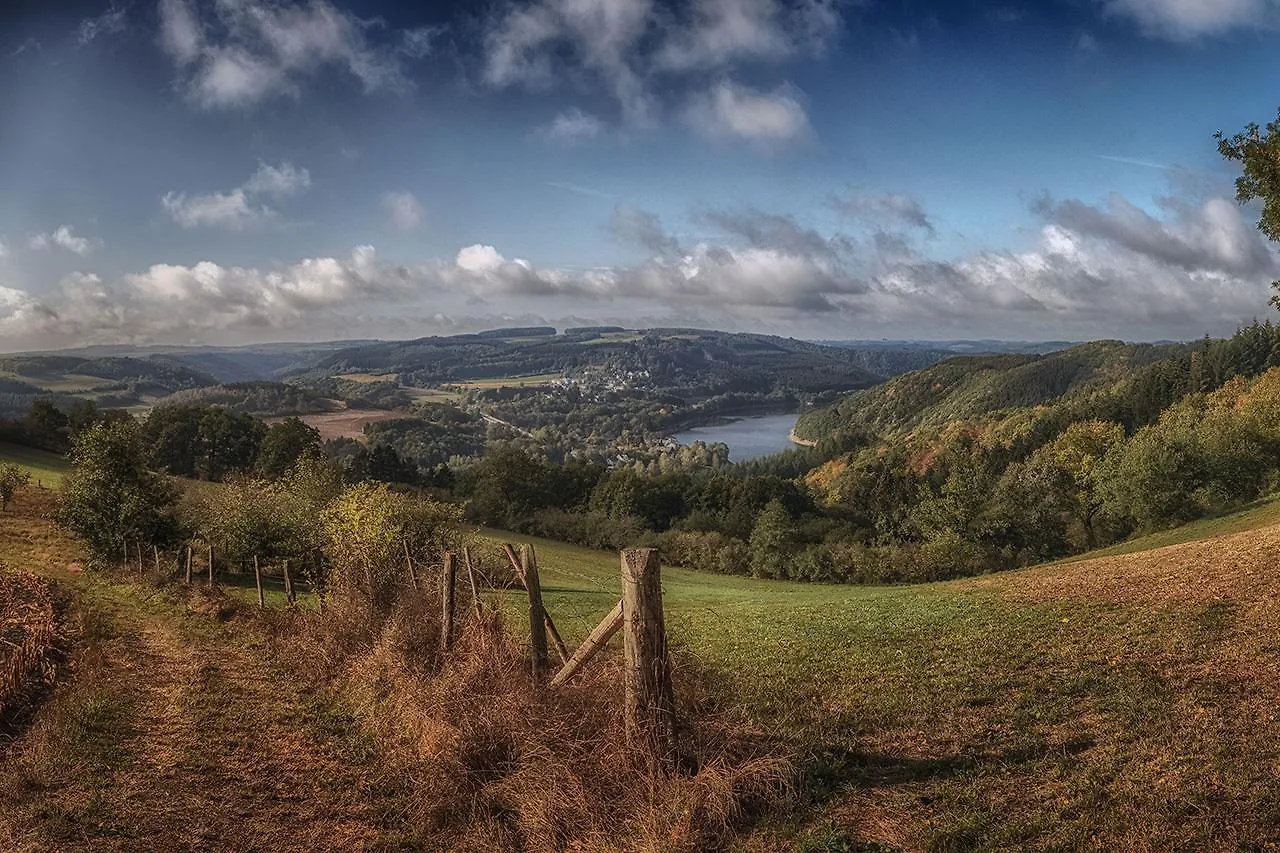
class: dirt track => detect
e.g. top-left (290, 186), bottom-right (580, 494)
top-left (0, 493), bottom-right (387, 852)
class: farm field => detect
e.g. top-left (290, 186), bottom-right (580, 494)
top-left (0, 441), bottom-right (69, 485)
top-left (447, 373), bottom-right (563, 390)
top-left (265, 408), bottom-right (409, 441)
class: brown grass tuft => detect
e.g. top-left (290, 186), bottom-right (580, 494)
top-left (276, 588), bottom-right (795, 852)
top-left (0, 566), bottom-right (64, 726)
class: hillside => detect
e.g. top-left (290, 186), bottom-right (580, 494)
top-left (305, 328), bottom-right (888, 396)
top-left (0, 355), bottom-right (217, 417)
top-left (795, 339), bottom-right (1185, 441)
top-left (489, 498), bottom-right (1280, 850)
top-left (4, 466), bottom-right (1280, 848)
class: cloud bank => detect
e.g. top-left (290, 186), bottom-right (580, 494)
top-left (2, 184), bottom-right (1276, 349)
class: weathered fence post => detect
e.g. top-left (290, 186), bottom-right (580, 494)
top-left (253, 555), bottom-right (265, 609)
top-left (207, 543), bottom-right (215, 588)
top-left (283, 559), bottom-right (295, 605)
top-left (136, 540), bottom-right (144, 577)
top-left (440, 551), bottom-right (457, 654)
top-left (153, 545), bottom-right (162, 576)
top-left (185, 545), bottom-right (193, 585)
top-left (522, 544), bottom-right (548, 679)
top-left (463, 546), bottom-right (481, 620)
top-left (404, 541), bottom-right (418, 591)
top-left (621, 548), bottom-right (677, 768)
top-left (548, 600), bottom-right (624, 689)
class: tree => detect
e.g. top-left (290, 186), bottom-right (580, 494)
top-left (58, 418), bottom-right (179, 561)
top-left (748, 498), bottom-right (796, 579)
top-left (25, 399), bottom-right (70, 452)
top-left (0, 463), bottom-right (30, 511)
top-left (255, 416), bottom-right (321, 479)
top-left (1217, 109), bottom-right (1280, 305)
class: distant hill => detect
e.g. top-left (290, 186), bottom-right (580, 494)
top-left (153, 381), bottom-right (336, 417)
top-left (303, 328), bottom-right (889, 397)
top-left (0, 355), bottom-right (218, 417)
top-left (796, 340), bottom-right (1187, 440)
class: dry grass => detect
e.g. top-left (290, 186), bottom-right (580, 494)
top-left (278, 589), bottom-right (796, 852)
top-left (0, 568), bottom-right (63, 726)
top-left (266, 408), bottom-right (411, 441)
top-left (979, 521), bottom-right (1280, 609)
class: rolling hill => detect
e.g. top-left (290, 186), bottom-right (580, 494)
top-left (795, 339), bottom-right (1187, 441)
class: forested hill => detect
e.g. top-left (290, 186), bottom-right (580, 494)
top-left (795, 340), bottom-right (1188, 441)
top-left (302, 328), bottom-right (896, 394)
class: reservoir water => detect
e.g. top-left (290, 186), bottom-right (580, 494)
top-left (672, 412), bottom-right (801, 462)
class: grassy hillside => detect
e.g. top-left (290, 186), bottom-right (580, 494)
top-left (481, 502), bottom-right (1280, 849)
top-left (0, 442), bottom-right (68, 485)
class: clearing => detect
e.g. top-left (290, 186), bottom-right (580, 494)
top-left (265, 408), bottom-right (409, 441)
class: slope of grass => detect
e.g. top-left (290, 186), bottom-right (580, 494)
top-left (0, 442), bottom-right (69, 485)
top-left (480, 514), bottom-right (1280, 850)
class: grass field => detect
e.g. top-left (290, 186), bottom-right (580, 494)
top-left (480, 504), bottom-right (1280, 849)
top-left (6, 447), bottom-right (1280, 847)
top-left (0, 442), bottom-right (69, 485)
top-left (267, 409), bottom-right (409, 441)
top-left (449, 373), bottom-right (562, 390)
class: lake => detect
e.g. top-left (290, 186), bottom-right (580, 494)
top-left (672, 412), bottom-right (801, 462)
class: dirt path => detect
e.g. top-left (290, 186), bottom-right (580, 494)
top-left (0, 492), bottom-right (392, 852)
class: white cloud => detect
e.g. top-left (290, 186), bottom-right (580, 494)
top-left (482, 0), bottom-right (837, 133)
top-left (28, 226), bottom-right (101, 255)
top-left (1104, 0), bottom-right (1279, 39)
top-left (157, 0), bottom-right (431, 109)
top-left (382, 191), bottom-right (425, 231)
top-left (242, 161), bottom-right (311, 197)
top-left (159, 0), bottom-right (203, 64)
top-left (685, 80), bottom-right (810, 145)
top-left (77, 5), bottom-right (128, 46)
top-left (162, 189), bottom-right (270, 231)
top-left (655, 0), bottom-right (838, 71)
top-left (3, 187), bottom-right (1276, 347)
top-left (162, 161), bottom-right (309, 230)
top-left (535, 109), bottom-right (607, 145)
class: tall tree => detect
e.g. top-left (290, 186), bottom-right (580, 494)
top-left (58, 418), bottom-right (179, 562)
top-left (1217, 109), bottom-right (1280, 304)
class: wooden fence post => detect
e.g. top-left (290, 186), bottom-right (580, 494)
top-left (253, 555), bottom-right (265, 609)
top-left (185, 546), bottom-right (193, 585)
top-left (404, 541), bottom-right (418, 591)
top-left (153, 545), bottom-right (162, 576)
top-left (283, 559), bottom-right (295, 605)
top-left (522, 545), bottom-right (548, 679)
top-left (136, 540), bottom-right (144, 577)
top-left (548, 600), bottom-right (624, 689)
top-left (621, 548), bottom-right (677, 768)
top-left (440, 551), bottom-right (457, 654)
top-left (207, 543), bottom-right (215, 588)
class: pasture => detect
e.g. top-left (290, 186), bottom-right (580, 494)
top-left (266, 408), bottom-right (410, 441)
top-left (481, 511), bottom-right (1280, 849)
top-left (0, 442), bottom-right (69, 485)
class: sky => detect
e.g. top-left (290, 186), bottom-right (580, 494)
top-left (1, 0), bottom-right (1279, 350)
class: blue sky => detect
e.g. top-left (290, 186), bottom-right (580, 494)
top-left (1, 0), bottom-right (1279, 349)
